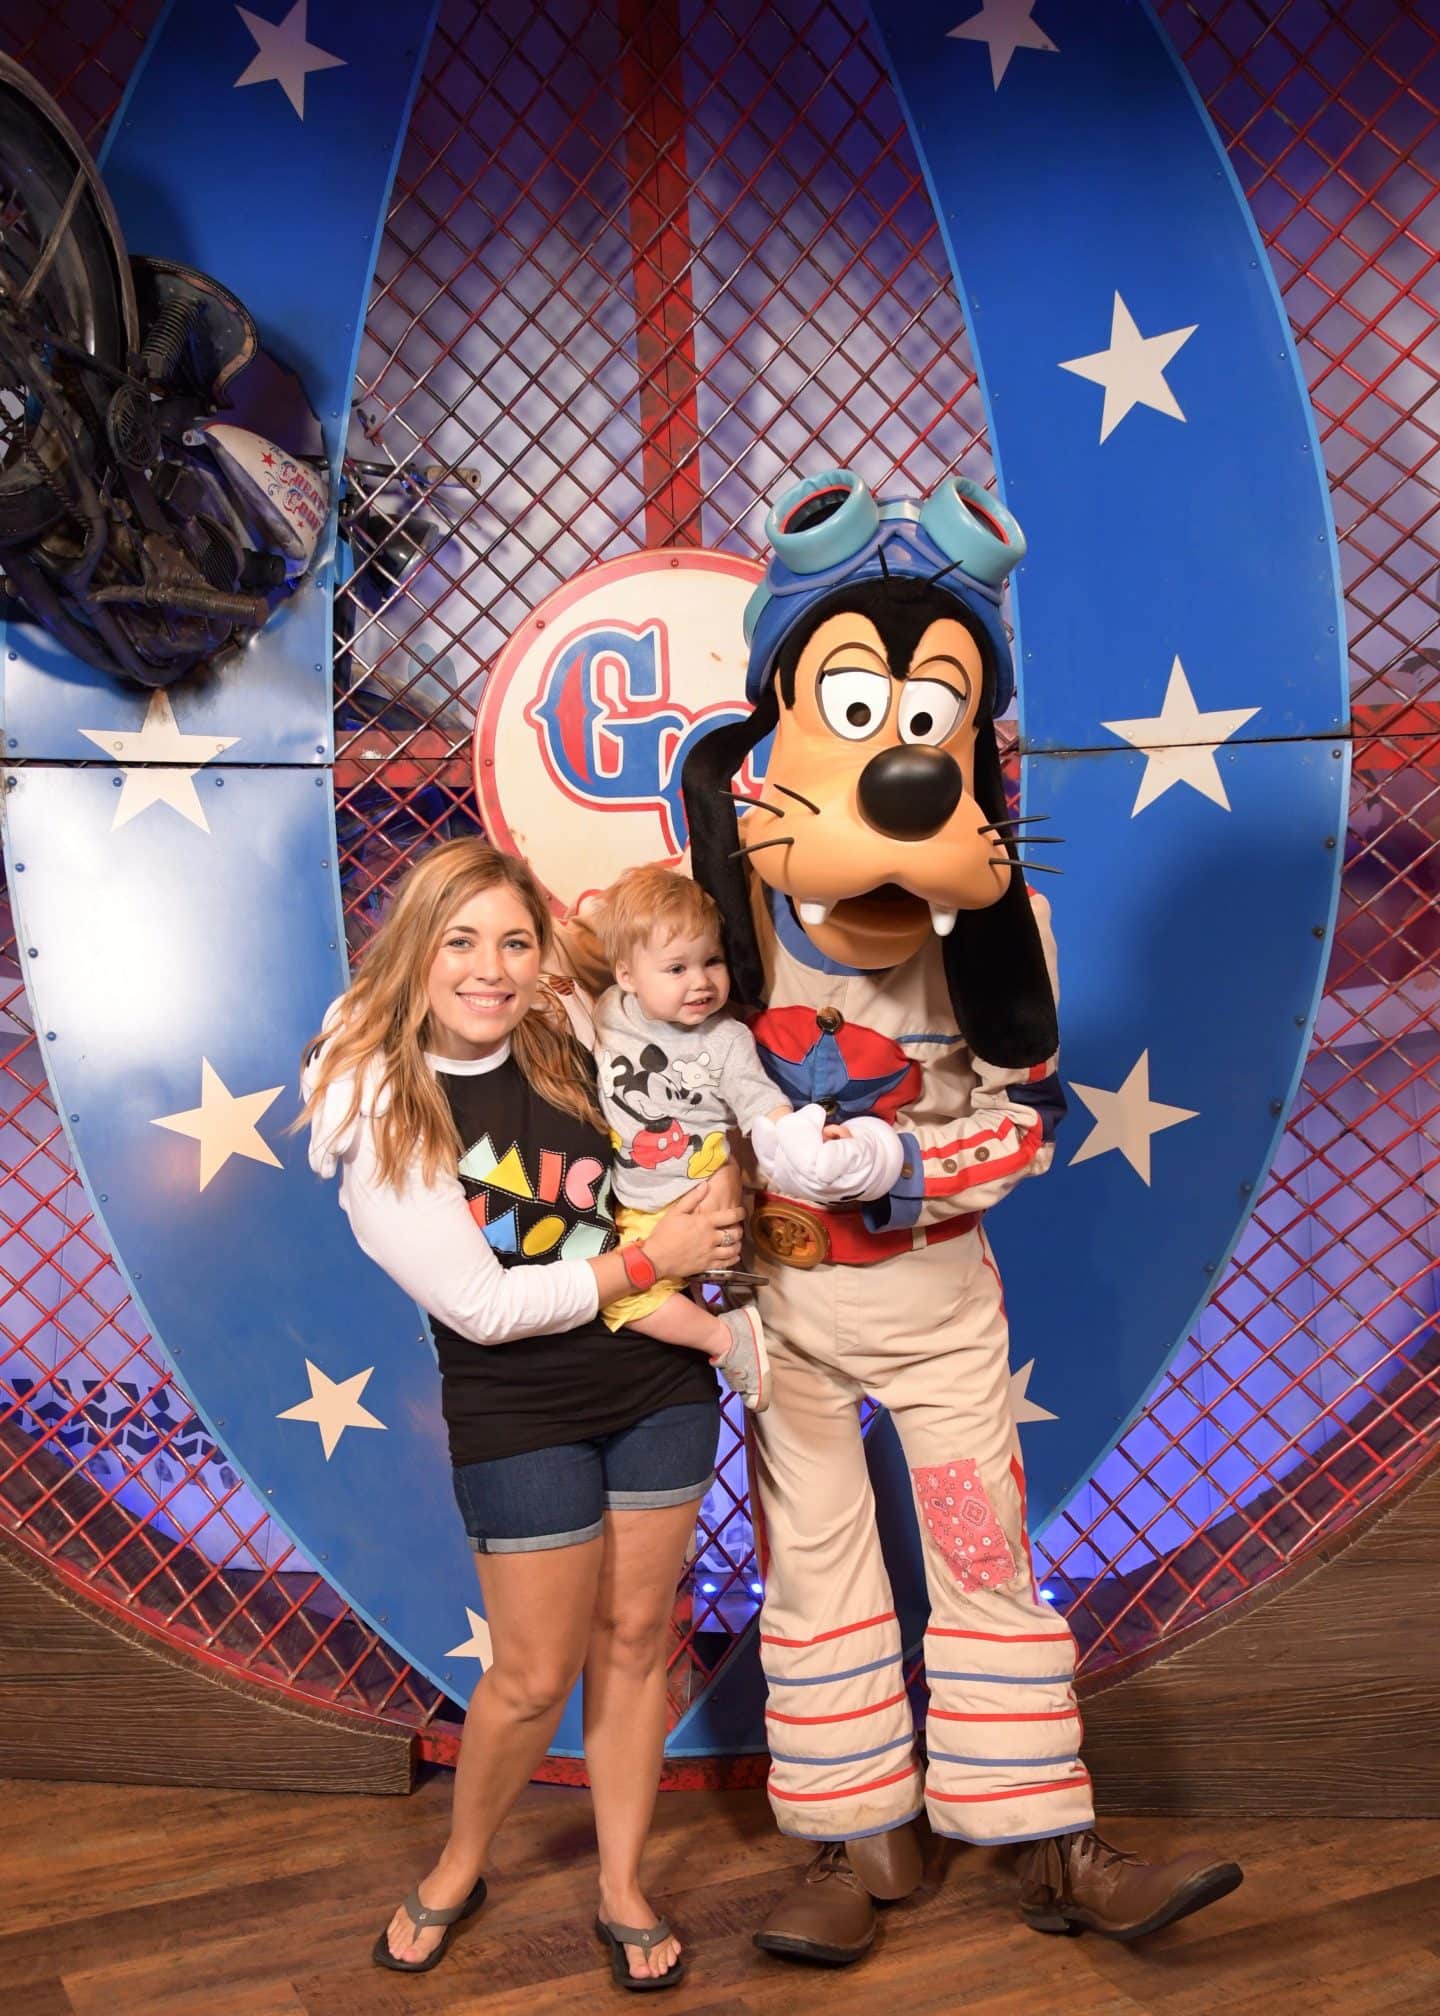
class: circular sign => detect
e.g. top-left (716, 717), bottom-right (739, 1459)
top-left (473, 548), bottom-right (763, 913)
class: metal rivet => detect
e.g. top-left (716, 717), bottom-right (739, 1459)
top-left (1240, 1182), bottom-right (1252, 1195)
top-left (315, 744), bottom-right (324, 755)
top-left (1325, 835), bottom-right (1337, 848)
top-left (69, 1113), bottom-right (78, 1123)
top-left (320, 860), bottom-right (328, 869)
top-left (45, 1030), bottom-right (56, 1040)
top-left (1204, 1262), bottom-right (1215, 1274)
top-left (1270, 1099), bottom-right (1283, 1116)
top-left (1295, 1014), bottom-right (1307, 1026)
top-left (1331, 749), bottom-right (1342, 759)
top-left (315, 776), bottom-right (324, 786)
top-left (215, 776), bottom-right (224, 787)
top-left (26, 947), bottom-right (36, 958)
top-left (112, 776), bottom-right (122, 788)
top-left (327, 940), bottom-right (336, 950)
top-left (14, 863), bottom-right (22, 871)
top-left (5, 738), bottom-right (14, 750)
top-left (1312, 925), bottom-right (1325, 939)
top-left (215, 1418), bottom-right (225, 1428)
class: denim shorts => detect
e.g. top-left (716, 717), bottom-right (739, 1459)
top-left (451, 1399), bottom-right (720, 1554)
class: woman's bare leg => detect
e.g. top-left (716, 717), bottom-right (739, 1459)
top-left (384, 1535), bottom-right (603, 1963)
top-left (582, 1498), bottom-right (703, 1981)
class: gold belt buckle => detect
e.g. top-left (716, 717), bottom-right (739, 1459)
top-left (752, 1200), bottom-right (829, 1270)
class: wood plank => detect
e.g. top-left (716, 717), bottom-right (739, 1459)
top-left (3, 1773), bottom-right (1438, 2016)
top-left (0, 1525), bottom-right (414, 1795)
top-left (1079, 1444), bottom-right (1440, 1815)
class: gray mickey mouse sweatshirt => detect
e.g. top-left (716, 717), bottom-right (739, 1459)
top-left (593, 985), bottom-right (787, 1209)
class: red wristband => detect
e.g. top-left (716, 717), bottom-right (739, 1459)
top-left (621, 1241), bottom-right (659, 1291)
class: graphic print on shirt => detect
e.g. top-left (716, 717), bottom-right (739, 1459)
top-left (457, 1132), bottom-right (615, 1263)
top-left (595, 1039), bottom-right (726, 1179)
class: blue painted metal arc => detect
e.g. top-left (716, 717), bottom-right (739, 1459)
top-left (670, 0), bottom-right (1347, 1754)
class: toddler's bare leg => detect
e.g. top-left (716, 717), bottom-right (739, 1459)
top-left (625, 1291), bottom-right (726, 1358)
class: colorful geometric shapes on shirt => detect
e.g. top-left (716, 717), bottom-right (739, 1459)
top-left (594, 1170), bottom-right (614, 1223)
top-left (560, 1220), bottom-right (611, 1261)
top-left (564, 1155), bottom-right (606, 1211)
top-left (537, 1148), bottom-right (564, 1203)
top-left (482, 1207), bottom-right (519, 1255)
top-left (522, 1214), bottom-right (567, 1256)
top-left (688, 1131), bottom-right (729, 1180)
top-left (485, 1145), bottom-right (533, 1201)
top-left (457, 1133), bottom-right (499, 1183)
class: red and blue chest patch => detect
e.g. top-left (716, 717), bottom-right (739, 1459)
top-left (750, 1007), bottom-right (921, 1124)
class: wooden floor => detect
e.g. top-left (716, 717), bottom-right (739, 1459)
top-left (2, 1772), bottom-right (1437, 2015)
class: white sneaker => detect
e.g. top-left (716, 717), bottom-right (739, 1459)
top-left (714, 1304), bottom-right (771, 1413)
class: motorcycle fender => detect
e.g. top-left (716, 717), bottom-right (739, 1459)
top-left (199, 421), bottom-right (328, 574)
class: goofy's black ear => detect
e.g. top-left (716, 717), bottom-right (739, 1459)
top-left (941, 716), bottom-right (1058, 1069)
top-left (680, 684), bottom-right (778, 1010)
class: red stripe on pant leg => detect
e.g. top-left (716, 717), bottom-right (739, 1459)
top-left (762, 1610), bottom-right (897, 1648)
top-left (926, 1629), bottom-right (1072, 1643)
top-left (770, 1762), bottom-right (920, 1803)
top-left (928, 1707), bottom-right (1079, 1722)
top-left (930, 1771), bottom-right (1091, 1808)
top-left (768, 1688), bottom-right (910, 1727)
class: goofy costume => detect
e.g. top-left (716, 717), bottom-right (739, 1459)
top-left (681, 470), bottom-right (1240, 1963)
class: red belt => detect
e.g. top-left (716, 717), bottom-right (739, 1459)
top-left (751, 1192), bottom-right (979, 1269)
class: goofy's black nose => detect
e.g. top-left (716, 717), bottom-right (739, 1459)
top-left (857, 746), bottom-right (964, 840)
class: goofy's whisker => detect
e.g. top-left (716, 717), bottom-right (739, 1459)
top-left (722, 790), bottom-right (788, 818)
top-left (989, 857), bottom-right (1064, 875)
top-left (772, 783), bottom-right (821, 815)
top-left (730, 836), bottom-right (796, 860)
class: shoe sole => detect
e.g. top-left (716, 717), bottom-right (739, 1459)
top-left (1023, 1860), bottom-right (1244, 1943)
top-left (753, 1929), bottom-right (876, 1966)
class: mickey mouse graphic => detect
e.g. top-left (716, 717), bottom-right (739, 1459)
top-left (680, 470), bottom-right (1242, 1962)
top-left (597, 1042), bottom-right (720, 1173)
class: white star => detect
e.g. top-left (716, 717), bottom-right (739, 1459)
top-left (1010, 1359), bottom-right (1058, 1425)
top-left (79, 690), bottom-right (237, 832)
top-left (947, 0), bottom-right (1057, 90)
top-left (152, 1059), bottom-right (284, 1191)
top-left (277, 1359), bottom-right (386, 1460)
top-left (1068, 1051), bottom-right (1197, 1187)
top-left (1102, 656), bottom-right (1260, 815)
top-left (1059, 292), bottom-right (1197, 443)
top-left (234, 1), bottom-right (345, 120)
top-left (446, 1607), bottom-right (493, 1668)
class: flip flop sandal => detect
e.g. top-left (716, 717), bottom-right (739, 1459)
top-left (372, 1875), bottom-right (487, 1973)
top-left (595, 1915), bottom-right (687, 1992)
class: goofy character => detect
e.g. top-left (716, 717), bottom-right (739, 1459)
top-left (681, 470), bottom-right (1240, 1964)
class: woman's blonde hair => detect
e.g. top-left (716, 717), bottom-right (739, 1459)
top-left (297, 839), bottom-right (604, 1188)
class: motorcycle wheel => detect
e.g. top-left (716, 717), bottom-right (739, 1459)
top-left (0, 58), bottom-right (133, 543)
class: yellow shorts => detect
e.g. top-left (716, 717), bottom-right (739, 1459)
top-left (600, 1199), bottom-right (687, 1330)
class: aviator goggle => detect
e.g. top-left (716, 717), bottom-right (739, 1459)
top-left (743, 468), bottom-right (1027, 714)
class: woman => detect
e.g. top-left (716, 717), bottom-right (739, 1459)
top-left (300, 839), bottom-right (743, 1988)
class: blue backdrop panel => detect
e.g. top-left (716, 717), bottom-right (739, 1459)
top-left (3, 0), bottom-right (438, 763)
top-left (868, 0), bottom-right (1347, 752)
top-left (0, 763), bottom-right (529, 1710)
top-left (995, 737), bottom-right (1349, 1524)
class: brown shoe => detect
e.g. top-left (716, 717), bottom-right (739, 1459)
top-left (753, 1843), bottom-right (877, 1966)
top-left (844, 1818), bottom-right (924, 1901)
top-left (1017, 1829), bottom-right (1243, 1941)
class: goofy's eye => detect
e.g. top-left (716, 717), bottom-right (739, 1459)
top-left (898, 678), bottom-right (965, 747)
top-left (817, 668), bottom-right (890, 741)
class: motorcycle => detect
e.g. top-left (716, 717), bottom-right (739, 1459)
top-left (0, 53), bottom-right (329, 688)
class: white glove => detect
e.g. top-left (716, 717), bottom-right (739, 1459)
top-left (751, 1105), bottom-right (905, 1206)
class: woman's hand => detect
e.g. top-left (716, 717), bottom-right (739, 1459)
top-left (643, 1181), bottom-right (746, 1279)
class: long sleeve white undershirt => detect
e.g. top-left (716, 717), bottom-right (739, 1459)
top-left (306, 1036), bottom-right (601, 1348)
